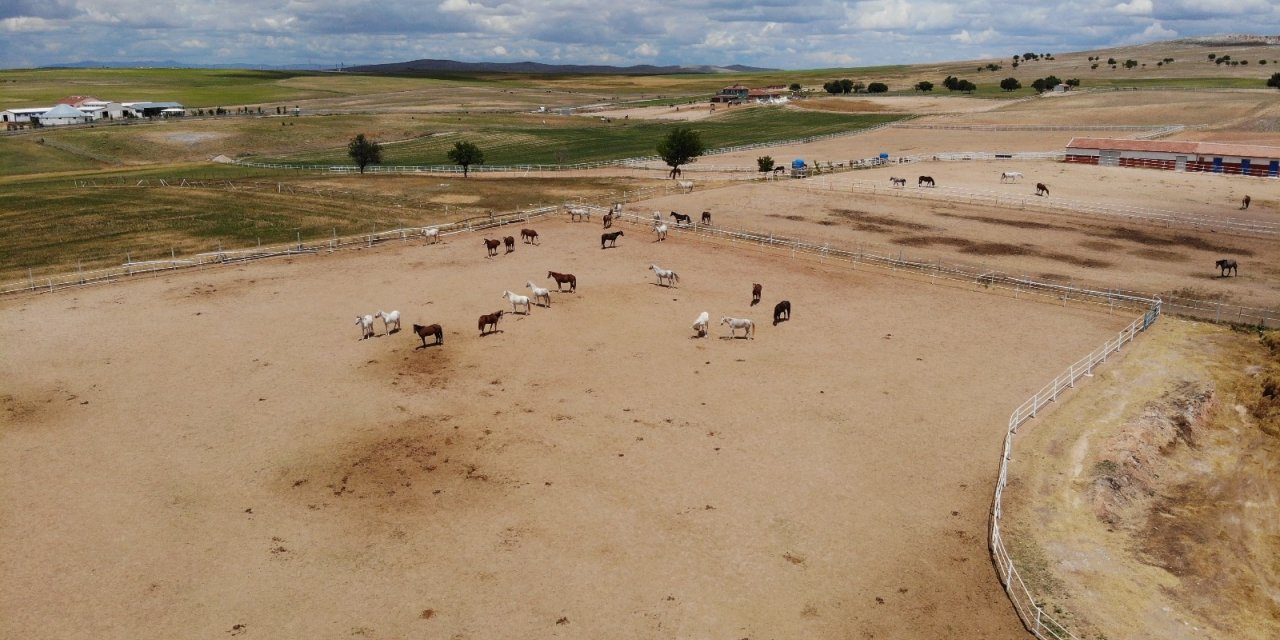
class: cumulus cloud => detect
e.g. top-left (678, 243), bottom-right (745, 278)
top-left (632, 42), bottom-right (659, 58)
top-left (1114, 0), bottom-right (1152, 16)
top-left (951, 27), bottom-right (998, 45)
top-left (1123, 20), bottom-right (1177, 43)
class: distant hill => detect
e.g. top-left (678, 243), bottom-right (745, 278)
top-left (52, 60), bottom-right (332, 71)
top-left (343, 59), bottom-right (776, 75)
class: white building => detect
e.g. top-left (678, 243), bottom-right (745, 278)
top-left (36, 103), bottom-right (92, 126)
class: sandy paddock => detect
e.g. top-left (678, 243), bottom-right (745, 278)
top-left (0, 216), bottom-right (1133, 639)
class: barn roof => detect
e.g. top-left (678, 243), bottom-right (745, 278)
top-left (41, 104), bottom-right (89, 118)
top-left (1066, 137), bottom-right (1280, 158)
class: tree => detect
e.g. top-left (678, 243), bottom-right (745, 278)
top-left (1043, 75), bottom-right (1062, 87)
top-left (656, 127), bottom-right (704, 179)
top-left (999, 77), bottom-right (1022, 91)
top-left (943, 75), bottom-right (960, 91)
top-left (839, 79), bottom-right (854, 94)
top-left (788, 83), bottom-right (802, 92)
top-left (822, 81), bottom-right (842, 95)
top-left (447, 141), bottom-right (484, 177)
top-left (347, 134), bottom-right (382, 174)
top-left (1031, 78), bottom-right (1048, 93)
top-left (915, 81), bottom-right (934, 92)
top-left (867, 82), bottom-right (888, 93)
top-left (850, 81), bottom-right (866, 93)
top-left (1124, 59), bottom-right (1138, 69)
top-left (1268, 72), bottom-right (1280, 89)
top-left (956, 80), bottom-right (976, 93)
top-left (757, 156), bottom-right (775, 173)
top-left (1066, 78), bottom-right (1081, 87)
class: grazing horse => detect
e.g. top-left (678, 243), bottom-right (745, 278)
top-left (918, 176), bottom-right (935, 187)
top-left (751, 283), bottom-right (762, 306)
top-left (547, 271), bottom-right (576, 292)
top-left (670, 211), bottom-right (692, 225)
top-left (477, 310), bottom-right (504, 336)
top-left (721, 317), bottom-right (754, 339)
top-left (412, 323), bottom-right (443, 348)
top-left (484, 238), bottom-right (501, 256)
top-left (526, 281), bottom-right (551, 307)
top-left (503, 236), bottom-right (516, 253)
top-left (691, 311), bottom-right (710, 338)
top-left (701, 211), bottom-right (712, 225)
top-left (649, 264), bottom-right (679, 287)
top-left (890, 177), bottom-right (907, 187)
top-left (677, 180), bottom-right (694, 193)
top-left (568, 207), bottom-right (591, 222)
top-left (1000, 171), bottom-right (1024, 183)
top-left (520, 228), bottom-right (539, 244)
top-left (503, 290), bottom-right (532, 314)
top-left (1035, 183), bottom-right (1050, 197)
top-left (1215, 259), bottom-right (1238, 277)
top-left (1241, 195), bottom-right (1251, 210)
top-left (653, 223), bottom-right (668, 241)
top-left (772, 300), bottom-right (791, 326)
top-left (601, 230), bottom-right (624, 249)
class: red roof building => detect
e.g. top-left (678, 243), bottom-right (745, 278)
top-left (1065, 137), bottom-right (1280, 176)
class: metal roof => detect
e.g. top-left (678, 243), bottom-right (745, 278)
top-left (1066, 137), bottom-right (1280, 158)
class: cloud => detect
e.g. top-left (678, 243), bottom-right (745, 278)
top-left (951, 28), bottom-right (998, 45)
top-left (632, 42), bottom-right (659, 58)
top-left (1114, 0), bottom-right (1152, 16)
top-left (1123, 20), bottom-right (1177, 43)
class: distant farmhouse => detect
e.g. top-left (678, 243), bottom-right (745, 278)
top-left (1, 95), bottom-right (184, 130)
top-left (1066, 138), bottom-right (1280, 177)
top-left (709, 84), bottom-right (790, 105)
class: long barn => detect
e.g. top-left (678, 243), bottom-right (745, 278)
top-left (1065, 137), bottom-right (1280, 177)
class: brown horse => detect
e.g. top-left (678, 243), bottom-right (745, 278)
top-left (701, 211), bottom-right (712, 225)
top-left (1215, 258), bottom-right (1238, 277)
top-left (601, 230), bottom-right (624, 249)
top-left (547, 271), bottom-right (577, 292)
top-left (918, 176), bottom-right (935, 187)
top-left (412, 323), bottom-right (443, 348)
top-left (484, 238), bottom-right (501, 256)
top-left (751, 283), bottom-right (762, 306)
top-left (1036, 183), bottom-right (1049, 197)
top-left (602, 212), bottom-right (614, 229)
top-left (1241, 195), bottom-right (1251, 210)
top-left (773, 300), bottom-right (791, 326)
top-left (503, 236), bottom-right (515, 253)
top-left (670, 211), bottom-right (691, 225)
top-left (520, 228), bottom-right (539, 244)
top-left (477, 310), bottom-right (504, 336)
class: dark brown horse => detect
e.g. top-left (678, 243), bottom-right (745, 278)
top-left (1035, 183), bottom-right (1049, 196)
top-left (1215, 258), bottom-right (1238, 277)
top-left (520, 228), bottom-right (539, 244)
top-left (773, 300), bottom-right (791, 326)
top-left (751, 283), bottom-right (762, 306)
top-left (601, 230), bottom-right (624, 249)
top-left (602, 212), bottom-right (614, 229)
top-left (670, 211), bottom-right (691, 225)
top-left (918, 176), bottom-right (935, 187)
top-left (701, 211), bottom-right (712, 225)
top-left (547, 271), bottom-right (577, 292)
top-left (484, 238), bottom-right (501, 256)
top-left (1241, 195), bottom-right (1251, 210)
top-left (412, 323), bottom-right (443, 348)
top-left (503, 236), bottom-right (516, 253)
top-left (477, 310), bottom-right (504, 335)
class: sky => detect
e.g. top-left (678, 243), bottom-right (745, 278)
top-left (1, 0), bottom-right (1276, 70)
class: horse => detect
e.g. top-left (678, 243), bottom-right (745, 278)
top-left (601, 230), bottom-right (624, 249)
top-left (691, 311), bottom-right (710, 338)
top-left (677, 180), bottom-right (694, 193)
top-left (772, 166), bottom-right (786, 177)
top-left (520, 228), bottom-right (539, 245)
top-left (670, 211), bottom-right (692, 225)
top-left (1241, 195), bottom-right (1251, 210)
top-left (890, 177), bottom-right (907, 187)
top-left (721, 317), bottom-right (754, 339)
top-left (649, 264), bottom-right (679, 287)
top-left (918, 176), bottom-right (935, 187)
top-left (547, 271), bottom-right (576, 292)
top-left (701, 211), bottom-right (712, 225)
top-left (602, 212), bottom-right (614, 229)
top-left (503, 290), bottom-right (532, 314)
top-left (477, 310), bottom-right (504, 336)
top-left (751, 283), bottom-right (762, 306)
top-left (526, 281), bottom-right (551, 307)
top-left (1035, 183), bottom-right (1050, 197)
top-left (503, 236), bottom-right (516, 253)
top-left (422, 227), bottom-right (441, 243)
top-left (653, 223), bottom-right (668, 241)
top-left (375, 310), bottom-right (401, 334)
top-left (568, 207), bottom-right (591, 222)
top-left (1215, 259), bottom-right (1238, 277)
top-left (772, 300), bottom-right (791, 326)
top-left (1000, 171), bottom-right (1024, 183)
top-left (484, 238), bottom-right (501, 256)
top-left (355, 314), bottom-right (375, 340)
top-left (412, 323), bottom-right (443, 348)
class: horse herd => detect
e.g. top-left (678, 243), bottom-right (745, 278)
top-left (889, 172), bottom-right (1049, 196)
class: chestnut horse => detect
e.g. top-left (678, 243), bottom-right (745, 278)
top-left (751, 283), bottom-right (762, 306)
top-left (1036, 183), bottom-right (1050, 196)
top-left (484, 238), bottom-right (501, 256)
top-left (503, 236), bottom-right (516, 253)
top-left (477, 310), bottom-right (504, 336)
top-left (412, 323), bottom-right (443, 348)
top-left (520, 228), bottom-right (539, 244)
top-left (547, 271), bottom-right (577, 292)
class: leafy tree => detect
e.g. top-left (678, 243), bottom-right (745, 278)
top-left (347, 134), bottom-right (383, 174)
top-left (1124, 59), bottom-right (1138, 69)
top-left (915, 81), bottom-right (934, 92)
top-left (839, 79), bottom-right (854, 94)
top-left (1107, 57), bottom-right (1117, 65)
top-left (1066, 78), bottom-right (1081, 87)
top-left (943, 75), bottom-right (960, 91)
top-left (1208, 53), bottom-right (1216, 60)
top-left (822, 81), bottom-right (842, 95)
top-left (757, 156), bottom-right (775, 173)
top-left (1268, 72), bottom-right (1280, 89)
top-left (656, 126), bottom-right (704, 179)
top-left (956, 80), bottom-right (976, 93)
top-left (1044, 75), bottom-right (1062, 87)
top-left (1031, 78), bottom-right (1048, 93)
top-left (850, 81), bottom-right (866, 93)
top-left (447, 141), bottom-right (484, 177)
top-left (867, 82), bottom-right (888, 93)
top-left (999, 77), bottom-right (1021, 91)
top-left (788, 83), bottom-right (801, 92)
top-left (1091, 63), bottom-right (1099, 70)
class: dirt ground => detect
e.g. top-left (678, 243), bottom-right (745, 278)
top-left (0, 215), bottom-right (1133, 639)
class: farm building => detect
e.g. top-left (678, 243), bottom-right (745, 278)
top-left (34, 104), bottom-right (92, 126)
top-left (1, 107), bottom-right (48, 126)
top-left (709, 84), bottom-right (750, 104)
top-left (1065, 137), bottom-right (1280, 176)
top-left (122, 101), bottom-right (185, 117)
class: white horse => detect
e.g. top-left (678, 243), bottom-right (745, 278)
top-left (1000, 171), bottom-right (1024, 183)
top-left (691, 311), bottom-right (710, 337)
top-left (375, 310), bottom-right (401, 333)
top-left (649, 264), bottom-right (679, 287)
top-left (525, 281), bottom-right (551, 307)
top-left (355, 314), bottom-right (375, 340)
top-left (654, 222), bottom-right (668, 241)
top-left (502, 290), bottom-right (532, 314)
top-left (721, 317), bottom-right (754, 339)
top-left (567, 207), bottom-right (591, 222)
top-left (677, 180), bottom-right (694, 193)
top-left (422, 227), bottom-right (441, 243)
